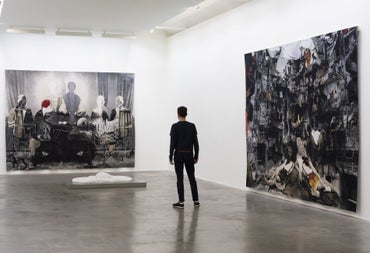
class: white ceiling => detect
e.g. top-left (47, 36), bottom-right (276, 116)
top-left (0, 0), bottom-right (250, 36)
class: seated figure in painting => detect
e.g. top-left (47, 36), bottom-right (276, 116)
top-left (59, 81), bottom-right (86, 122)
top-left (6, 94), bottom-right (34, 170)
top-left (91, 95), bottom-right (109, 121)
top-left (110, 95), bottom-right (127, 120)
top-left (29, 99), bottom-right (54, 168)
top-left (91, 95), bottom-right (116, 146)
top-left (111, 95), bottom-right (133, 140)
top-left (7, 94), bottom-right (33, 139)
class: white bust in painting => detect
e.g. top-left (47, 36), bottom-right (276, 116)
top-left (91, 95), bottom-right (109, 121)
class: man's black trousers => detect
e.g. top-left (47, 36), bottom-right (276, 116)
top-left (174, 152), bottom-right (199, 202)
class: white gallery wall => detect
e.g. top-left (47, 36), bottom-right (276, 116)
top-left (1, 0), bottom-right (370, 220)
top-left (0, 32), bottom-right (169, 172)
top-left (166, 0), bottom-right (370, 219)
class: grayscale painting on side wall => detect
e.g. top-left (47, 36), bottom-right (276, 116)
top-left (245, 27), bottom-right (358, 212)
top-left (6, 70), bottom-right (135, 171)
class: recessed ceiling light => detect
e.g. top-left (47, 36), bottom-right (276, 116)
top-left (101, 32), bottom-right (136, 39)
top-left (56, 29), bottom-right (92, 37)
top-left (7, 26), bottom-right (45, 34)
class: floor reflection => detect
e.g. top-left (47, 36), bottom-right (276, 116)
top-left (174, 208), bottom-right (199, 253)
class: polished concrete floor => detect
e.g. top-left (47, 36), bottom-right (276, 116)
top-left (1, 170), bottom-right (370, 253)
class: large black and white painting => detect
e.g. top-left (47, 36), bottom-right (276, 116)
top-left (245, 27), bottom-right (358, 211)
top-left (6, 70), bottom-right (135, 171)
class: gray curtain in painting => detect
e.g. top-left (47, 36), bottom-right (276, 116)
top-left (117, 73), bottom-right (134, 110)
top-left (5, 70), bottom-right (27, 150)
top-left (97, 73), bottom-right (134, 110)
top-left (6, 70), bottom-right (26, 110)
top-left (98, 73), bottom-right (109, 106)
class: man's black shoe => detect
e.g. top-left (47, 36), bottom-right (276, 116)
top-left (194, 201), bottom-right (200, 207)
top-left (172, 202), bottom-right (184, 209)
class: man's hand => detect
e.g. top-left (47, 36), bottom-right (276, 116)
top-left (170, 160), bottom-right (174, 165)
top-left (194, 159), bottom-right (198, 164)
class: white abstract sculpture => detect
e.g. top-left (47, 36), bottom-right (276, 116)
top-left (72, 172), bottom-right (132, 185)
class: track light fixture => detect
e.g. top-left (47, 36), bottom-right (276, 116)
top-left (7, 26), bottom-right (45, 34)
top-left (56, 28), bottom-right (92, 37)
top-left (101, 31), bottom-right (136, 39)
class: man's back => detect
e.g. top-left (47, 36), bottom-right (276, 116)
top-left (171, 121), bottom-right (196, 148)
top-left (169, 121), bottom-right (199, 161)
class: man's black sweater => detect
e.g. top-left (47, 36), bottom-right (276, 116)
top-left (169, 121), bottom-right (199, 162)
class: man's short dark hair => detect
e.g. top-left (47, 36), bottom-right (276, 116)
top-left (177, 106), bottom-right (187, 117)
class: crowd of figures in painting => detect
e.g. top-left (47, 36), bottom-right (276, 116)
top-left (6, 70), bottom-right (135, 171)
top-left (245, 27), bottom-right (358, 212)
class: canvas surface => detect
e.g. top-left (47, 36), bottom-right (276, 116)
top-left (5, 70), bottom-right (135, 171)
top-left (245, 27), bottom-right (358, 211)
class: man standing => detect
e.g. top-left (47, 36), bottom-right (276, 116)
top-left (169, 106), bottom-right (200, 209)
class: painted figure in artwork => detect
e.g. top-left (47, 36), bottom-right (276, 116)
top-left (110, 95), bottom-right (126, 120)
top-left (91, 95), bottom-right (109, 121)
top-left (59, 81), bottom-right (84, 122)
top-left (7, 94), bottom-right (33, 139)
top-left (29, 99), bottom-right (54, 168)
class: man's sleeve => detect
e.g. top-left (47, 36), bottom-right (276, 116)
top-left (169, 125), bottom-right (175, 161)
top-left (193, 125), bottom-right (199, 160)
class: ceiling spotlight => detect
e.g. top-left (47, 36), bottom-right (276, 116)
top-left (7, 26), bottom-right (45, 34)
top-left (56, 28), bottom-right (92, 37)
top-left (150, 28), bottom-right (155, 33)
top-left (101, 31), bottom-right (136, 39)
